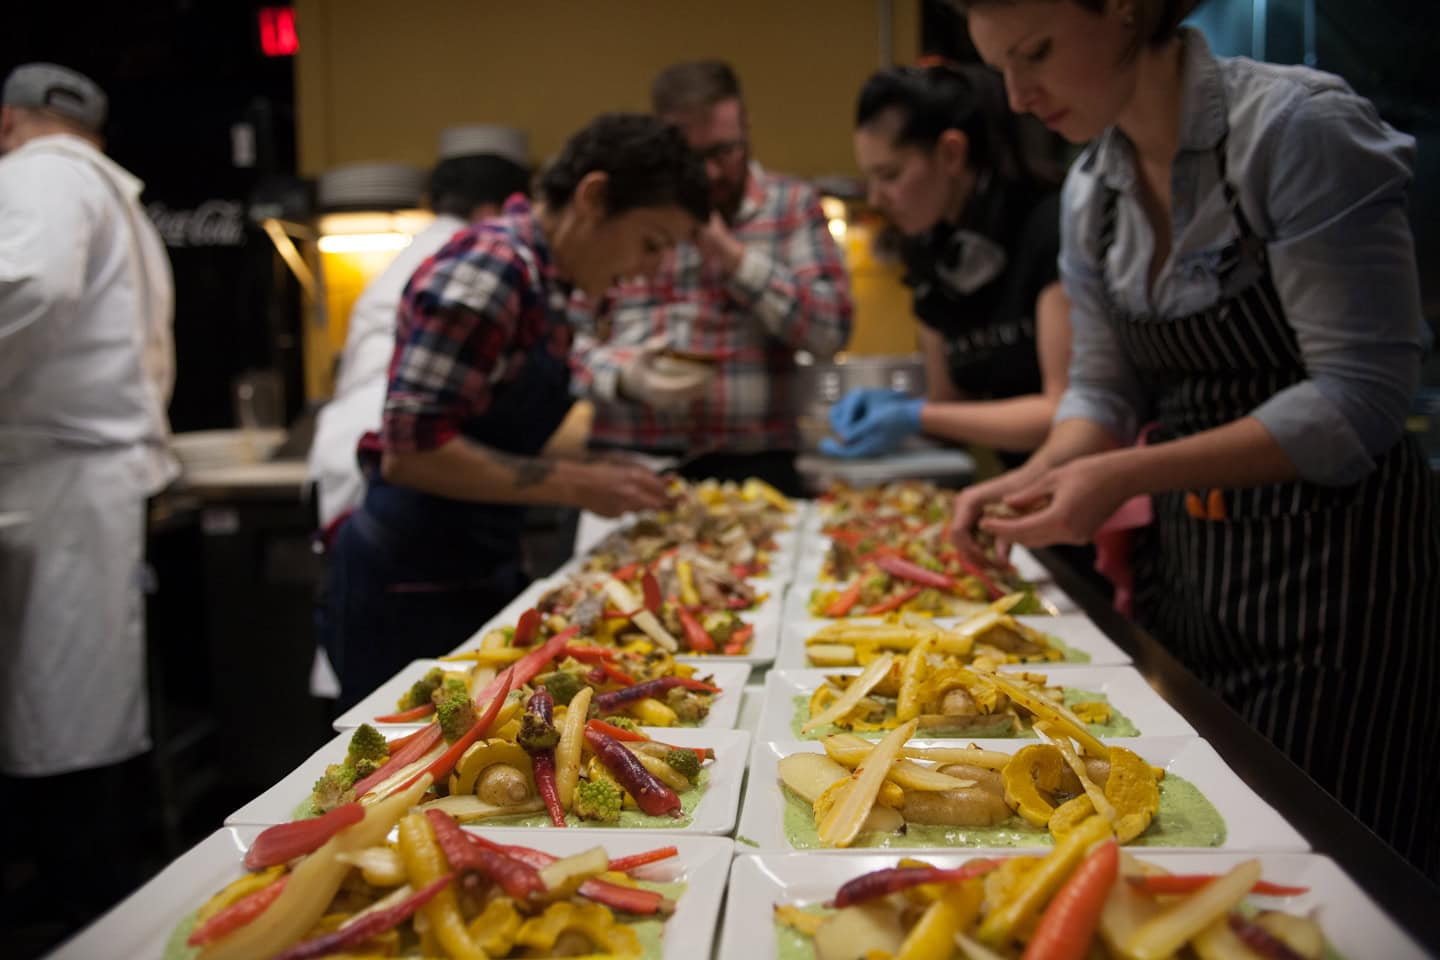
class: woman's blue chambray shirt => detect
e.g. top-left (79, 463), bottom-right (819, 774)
top-left (1053, 28), bottom-right (1428, 486)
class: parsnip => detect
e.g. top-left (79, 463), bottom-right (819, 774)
top-left (554, 686), bottom-right (591, 810)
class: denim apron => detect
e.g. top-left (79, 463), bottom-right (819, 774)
top-left (324, 244), bottom-right (575, 710)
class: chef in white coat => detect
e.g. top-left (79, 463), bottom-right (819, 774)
top-left (308, 125), bottom-right (531, 532)
top-left (0, 62), bottom-right (175, 778)
top-left (0, 62), bottom-right (175, 917)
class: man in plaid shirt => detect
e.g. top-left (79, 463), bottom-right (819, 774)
top-left (570, 60), bottom-right (853, 495)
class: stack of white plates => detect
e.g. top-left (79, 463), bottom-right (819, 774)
top-left (316, 162), bottom-right (426, 211)
top-left (169, 428), bottom-right (287, 474)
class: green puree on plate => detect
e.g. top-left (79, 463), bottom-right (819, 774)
top-left (166, 880), bottom-right (686, 960)
top-left (790, 688), bottom-right (1140, 740)
top-left (780, 774), bottom-right (1225, 850)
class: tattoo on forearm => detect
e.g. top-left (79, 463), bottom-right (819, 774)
top-left (489, 450), bottom-right (557, 489)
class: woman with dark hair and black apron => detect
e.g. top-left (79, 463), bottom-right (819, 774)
top-left (953, 0), bottom-right (1440, 878)
top-left (322, 113), bottom-right (711, 710)
top-left (823, 61), bottom-right (1069, 466)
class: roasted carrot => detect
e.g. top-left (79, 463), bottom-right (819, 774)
top-left (512, 608), bottom-right (540, 647)
top-left (676, 605), bottom-right (715, 653)
top-left (186, 875), bottom-right (289, 946)
top-left (584, 727), bottom-right (682, 817)
top-left (863, 585), bottom-right (923, 616)
top-left (1021, 839), bottom-right (1118, 960)
top-left (523, 687), bottom-right (567, 828)
top-left (244, 803), bottom-right (364, 870)
top-left (824, 580), bottom-right (864, 617)
top-left (373, 703), bottom-right (436, 723)
top-left (607, 846), bottom-right (679, 872)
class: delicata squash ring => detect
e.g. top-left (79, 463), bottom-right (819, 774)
top-left (513, 900), bottom-right (642, 956)
top-left (1002, 744), bottom-right (1065, 828)
top-left (1104, 746), bottom-right (1160, 843)
top-left (1044, 745), bottom-right (1160, 842)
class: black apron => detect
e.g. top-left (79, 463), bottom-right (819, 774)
top-left (1110, 135), bottom-right (1440, 877)
top-left (323, 281), bottom-right (576, 710)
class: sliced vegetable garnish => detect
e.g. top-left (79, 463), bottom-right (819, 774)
top-left (244, 803), bottom-right (364, 870)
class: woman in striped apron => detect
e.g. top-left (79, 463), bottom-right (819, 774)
top-left (952, 0), bottom-right (1440, 876)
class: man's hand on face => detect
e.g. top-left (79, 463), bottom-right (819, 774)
top-left (695, 212), bottom-right (746, 276)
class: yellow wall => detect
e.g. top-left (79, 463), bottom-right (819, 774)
top-left (295, 0), bottom-right (918, 178)
top-left (293, 0), bottom-right (923, 379)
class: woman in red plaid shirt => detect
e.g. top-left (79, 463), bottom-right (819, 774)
top-left (321, 114), bottom-right (710, 708)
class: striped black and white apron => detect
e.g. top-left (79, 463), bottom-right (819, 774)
top-left (1103, 134), bottom-right (1440, 877)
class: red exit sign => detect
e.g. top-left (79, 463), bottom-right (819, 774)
top-left (258, 7), bottom-right (298, 58)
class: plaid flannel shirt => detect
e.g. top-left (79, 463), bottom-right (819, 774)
top-left (362, 196), bottom-right (571, 463)
top-left (570, 163), bottom-right (853, 453)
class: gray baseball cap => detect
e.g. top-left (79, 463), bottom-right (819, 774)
top-left (3, 63), bottom-right (108, 131)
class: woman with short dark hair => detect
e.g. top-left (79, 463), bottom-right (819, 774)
top-left (323, 113), bottom-right (710, 708)
top-left (952, 0), bottom-right (1439, 875)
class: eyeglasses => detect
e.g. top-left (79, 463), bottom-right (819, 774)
top-left (692, 139), bottom-right (747, 163)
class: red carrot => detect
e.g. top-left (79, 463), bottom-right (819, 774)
top-left (824, 580), bottom-right (864, 617)
top-left (523, 687), bottom-right (566, 828)
top-left (583, 727), bottom-right (682, 817)
top-left (829, 860), bottom-right (1000, 908)
top-left (873, 553), bottom-right (955, 590)
top-left (512, 607), bottom-right (540, 647)
top-left (676, 606), bottom-right (715, 653)
top-left (244, 803), bottom-right (364, 870)
top-left (186, 875), bottom-right (289, 946)
top-left (372, 703), bottom-right (436, 723)
top-left (863, 585), bottom-right (923, 616)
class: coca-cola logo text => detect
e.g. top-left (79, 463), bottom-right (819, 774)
top-left (147, 200), bottom-right (247, 248)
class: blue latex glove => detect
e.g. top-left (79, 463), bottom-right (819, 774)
top-left (820, 387), bottom-right (924, 459)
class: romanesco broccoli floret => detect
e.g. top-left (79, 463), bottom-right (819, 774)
top-left (540, 670), bottom-right (586, 707)
top-left (311, 762), bottom-right (358, 813)
top-left (346, 723), bottom-right (389, 774)
top-left (517, 712), bottom-right (560, 752)
top-left (572, 778), bottom-right (622, 822)
top-left (435, 694), bottom-right (477, 743)
top-left (433, 676), bottom-right (469, 706)
top-left (398, 667), bottom-right (446, 711)
top-left (663, 748), bottom-right (701, 780)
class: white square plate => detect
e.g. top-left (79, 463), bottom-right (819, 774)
top-left (335, 659), bottom-right (753, 733)
top-left (775, 613), bottom-right (1132, 668)
top-left (757, 665), bottom-right (1195, 743)
top-left (50, 827), bottom-right (733, 960)
top-left (736, 735), bottom-right (1307, 854)
top-left (227, 727), bottom-right (750, 836)
top-left (720, 850), bottom-right (1427, 960)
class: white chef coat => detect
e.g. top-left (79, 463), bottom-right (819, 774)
top-left (0, 133), bottom-right (177, 775)
top-left (308, 214), bottom-right (462, 527)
